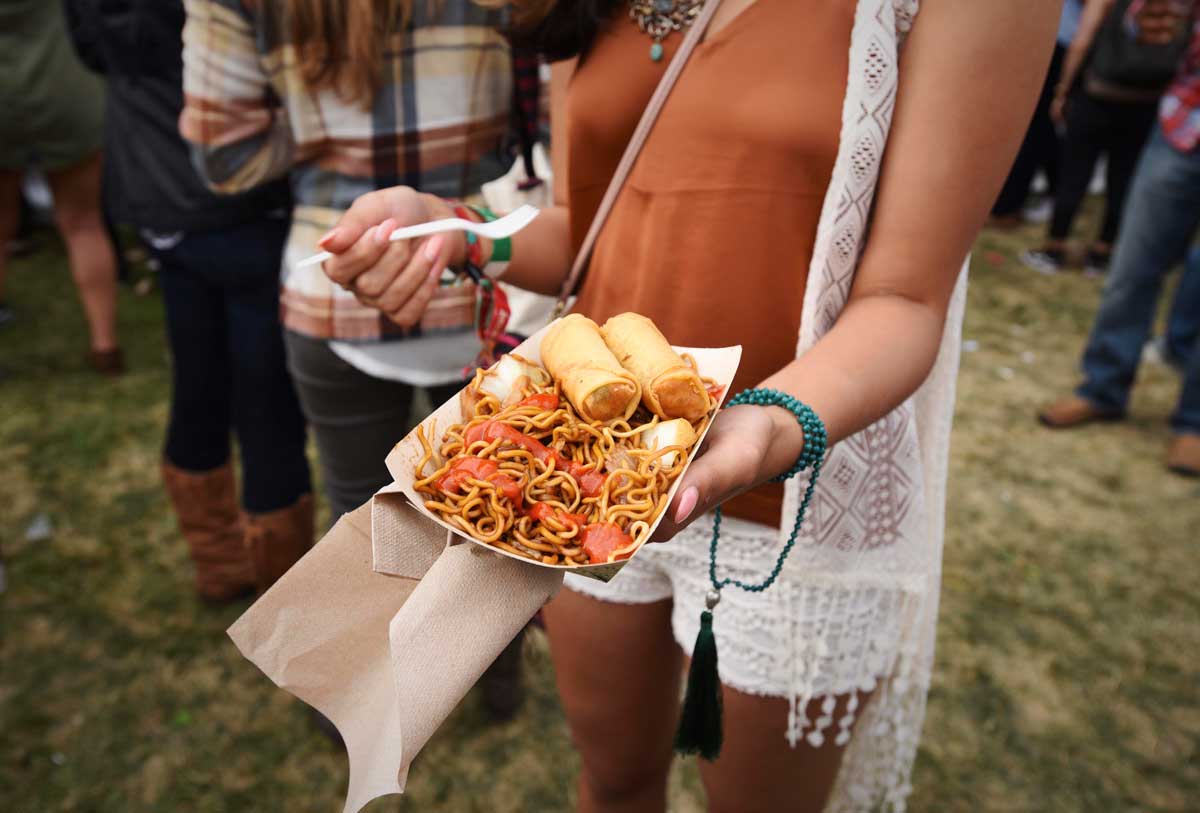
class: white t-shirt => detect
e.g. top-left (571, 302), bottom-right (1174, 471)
top-left (330, 283), bottom-right (556, 386)
top-left (328, 332), bottom-right (479, 387)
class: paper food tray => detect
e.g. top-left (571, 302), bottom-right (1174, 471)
top-left (385, 319), bottom-right (742, 582)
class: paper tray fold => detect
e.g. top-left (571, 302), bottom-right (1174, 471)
top-left (228, 495), bottom-right (563, 813)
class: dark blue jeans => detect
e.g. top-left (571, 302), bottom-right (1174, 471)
top-left (1164, 246), bottom-right (1200, 366)
top-left (156, 217), bottom-right (311, 512)
top-left (1077, 127), bottom-right (1200, 435)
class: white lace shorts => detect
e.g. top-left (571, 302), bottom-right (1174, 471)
top-left (564, 513), bottom-right (905, 704)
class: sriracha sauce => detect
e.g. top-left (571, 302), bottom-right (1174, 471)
top-left (436, 457), bottom-right (523, 506)
top-left (517, 393), bottom-right (560, 411)
top-left (463, 420), bottom-right (607, 498)
top-left (580, 523), bottom-right (634, 565)
top-left (528, 501), bottom-right (587, 529)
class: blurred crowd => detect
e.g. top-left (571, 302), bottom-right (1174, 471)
top-left (1, 0), bottom-right (549, 728)
top-left (987, 0), bottom-right (1199, 474)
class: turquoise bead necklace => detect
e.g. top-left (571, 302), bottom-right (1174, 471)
top-left (674, 388), bottom-right (829, 761)
top-left (629, 0), bottom-right (704, 62)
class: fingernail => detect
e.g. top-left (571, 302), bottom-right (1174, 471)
top-left (374, 219), bottom-right (395, 247)
top-left (317, 227), bottom-right (342, 248)
top-left (423, 234), bottom-right (445, 262)
top-left (675, 486), bottom-right (699, 524)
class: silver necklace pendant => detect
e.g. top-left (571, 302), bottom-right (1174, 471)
top-left (629, 0), bottom-right (703, 62)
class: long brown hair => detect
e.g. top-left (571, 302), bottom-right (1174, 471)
top-left (482, 0), bottom-right (620, 61)
top-left (289, 0), bottom-right (411, 108)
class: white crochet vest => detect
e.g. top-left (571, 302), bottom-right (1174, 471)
top-left (785, 1), bottom-right (969, 808)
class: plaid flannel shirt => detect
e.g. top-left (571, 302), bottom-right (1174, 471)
top-left (180, 0), bottom-right (512, 341)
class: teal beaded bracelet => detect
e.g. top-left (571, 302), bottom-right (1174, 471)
top-left (725, 387), bottom-right (827, 483)
top-left (709, 388), bottom-right (827, 594)
top-left (675, 387), bottom-right (828, 761)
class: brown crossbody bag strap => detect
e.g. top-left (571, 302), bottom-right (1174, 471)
top-left (552, 0), bottom-right (724, 318)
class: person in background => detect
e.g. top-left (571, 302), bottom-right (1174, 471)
top-left (64, 0), bottom-right (313, 602)
top-left (0, 0), bottom-right (122, 374)
top-left (1022, 0), bottom-right (1187, 276)
top-left (1150, 245), bottom-right (1200, 369)
top-left (990, 0), bottom-right (1082, 228)
top-left (180, 0), bottom-right (524, 719)
top-left (1041, 0), bottom-right (1200, 477)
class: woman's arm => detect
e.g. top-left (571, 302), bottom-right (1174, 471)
top-left (178, 0), bottom-right (294, 194)
top-left (1053, 0), bottom-right (1115, 121)
top-left (318, 59), bottom-right (578, 318)
top-left (656, 0), bottom-right (1062, 536)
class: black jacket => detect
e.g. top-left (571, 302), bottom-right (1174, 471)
top-left (63, 0), bottom-right (290, 232)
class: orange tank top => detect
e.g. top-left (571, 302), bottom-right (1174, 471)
top-left (567, 0), bottom-right (851, 526)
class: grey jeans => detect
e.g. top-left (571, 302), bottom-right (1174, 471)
top-left (284, 331), bottom-right (462, 521)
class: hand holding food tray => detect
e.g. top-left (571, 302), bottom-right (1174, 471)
top-left (227, 313), bottom-right (740, 813)
top-left (385, 312), bottom-right (742, 582)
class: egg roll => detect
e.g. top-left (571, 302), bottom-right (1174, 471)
top-left (541, 314), bottom-right (641, 422)
top-left (600, 312), bottom-right (710, 422)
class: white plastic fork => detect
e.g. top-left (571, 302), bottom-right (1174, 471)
top-left (295, 204), bottom-right (540, 270)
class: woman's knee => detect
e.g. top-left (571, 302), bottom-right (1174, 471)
top-left (577, 749), bottom-right (672, 810)
top-left (48, 154), bottom-right (106, 236)
top-left (53, 200), bottom-right (105, 237)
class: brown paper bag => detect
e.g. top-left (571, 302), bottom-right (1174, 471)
top-left (228, 497), bottom-right (562, 812)
top-left (228, 320), bottom-right (740, 812)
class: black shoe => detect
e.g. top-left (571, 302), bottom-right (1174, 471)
top-left (1084, 247), bottom-right (1111, 276)
top-left (482, 627), bottom-right (526, 723)
top-left (0, 303), bottom-right (13, 328)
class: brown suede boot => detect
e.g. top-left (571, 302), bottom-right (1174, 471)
top-left (244, 494), bottom-right (314, 594)
top-left (1038, 395), bottom-right (1124, 429)
top-left (161, 461), bottom-right (255, 603)
top-left (1167, 434), bottom-right (1200, 477)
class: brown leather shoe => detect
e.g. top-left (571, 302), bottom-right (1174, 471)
top-left (1038, 395), bottom-right (1123, 429)
top-left (1167, 434), bottom-right (1200, 477)
top-left (244, 493), bottom-right (314, 594)
top-left (161, 461), bottom-right (255, 603)
top-left (88, 348), bottom-right (125, 377)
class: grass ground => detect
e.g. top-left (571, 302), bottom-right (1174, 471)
top-left (1, 209), bottom-right (1198, 812)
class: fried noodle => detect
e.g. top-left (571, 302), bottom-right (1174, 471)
top-left (413, 359), bottom-right (718, 567)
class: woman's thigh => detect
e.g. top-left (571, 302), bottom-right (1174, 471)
top-left (543, 588), bottom-right (682, 807)
top-left (700, 687), bottom-right (866, 813)
top-left (45, 152), bottom-right (105, 234)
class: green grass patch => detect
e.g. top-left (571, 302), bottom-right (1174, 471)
top-left (2, 217), bottom-right (1197, 811)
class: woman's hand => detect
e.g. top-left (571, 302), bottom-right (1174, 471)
top-left (317, 187), bottom-right (464, 328)
top-left (650, 405), bottom-right (807, 542)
